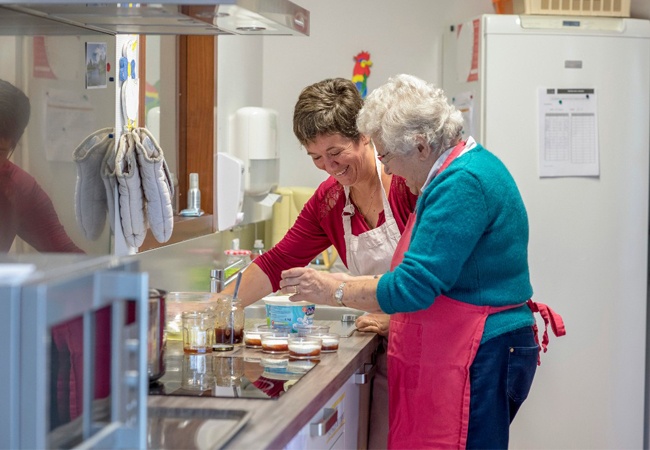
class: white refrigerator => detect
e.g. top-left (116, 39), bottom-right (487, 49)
top-left (443, 14), bottom-right (650, 449)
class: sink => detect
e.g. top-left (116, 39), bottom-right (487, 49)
top-left (244, 301), bottom-right (365, 321)
top-left (147, 407), bottom-right (251, 449)
top-left (315, 306), bottom-right (365, 321)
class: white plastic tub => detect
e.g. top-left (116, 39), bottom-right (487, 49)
top-left (263, 295), bottom-right (314, 332)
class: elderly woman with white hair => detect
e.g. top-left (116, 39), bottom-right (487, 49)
top-left (280, 74), bottom-right (565, 449)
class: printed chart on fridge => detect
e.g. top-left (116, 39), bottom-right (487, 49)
top-left (538, 87), bottom-right (598, 178)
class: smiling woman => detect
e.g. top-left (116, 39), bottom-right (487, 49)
top-left (216, 77), bottom-right (418, 449)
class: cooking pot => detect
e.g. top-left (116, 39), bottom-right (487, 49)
top-left (148, 288), bottom-right (167, 382)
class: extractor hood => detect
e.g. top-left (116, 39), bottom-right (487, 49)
top-left (0, 0), bottom-right (310, 36)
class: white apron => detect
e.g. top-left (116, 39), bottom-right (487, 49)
top-left (343, 158), bottom-right (401, 276)
top-left (343, 158), bottom-right (399, 448)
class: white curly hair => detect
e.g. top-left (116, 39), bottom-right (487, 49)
top-left (357, 74), bottom-right (464, 159)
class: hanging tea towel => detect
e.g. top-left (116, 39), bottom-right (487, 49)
top-left (72, 128), bottom-right (114, 240)
top-left (115, 131), bottom-right (147, 248)
top-left (101, 134), bottom-right (118, 233)
top-left (133, 127), bottom-right (174, 243)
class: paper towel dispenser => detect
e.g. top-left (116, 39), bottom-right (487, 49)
top-left (232, 106), bottom-right (280, 197)
top-left (0, 0), bottom-right (310, 36)
top-left (216, 106), bottom-right (281, 230)
top-left (216, 152), bottom-right (245, 231)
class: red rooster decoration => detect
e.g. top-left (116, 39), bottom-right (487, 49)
top-left (352, 51), bottom-right (372, 99)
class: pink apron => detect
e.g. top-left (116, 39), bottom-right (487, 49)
top-left (386, 144), bottom-right (566, 449)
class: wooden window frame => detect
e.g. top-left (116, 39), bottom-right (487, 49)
top-left (138, 35), bottom-right (216, 251)
top-left (178, 34), bottom-right (214, 216)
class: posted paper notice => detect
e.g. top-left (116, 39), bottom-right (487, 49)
top-left (538, 88), bottom-right (599, 177)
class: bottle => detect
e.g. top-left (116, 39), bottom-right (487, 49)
top-left (251, 239), bottom-right (265, 260)
top-left (187, 172), bottom-right (201, 211)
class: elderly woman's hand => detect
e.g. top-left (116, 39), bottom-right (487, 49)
top-left (280, 267), bottom-right (339, 306)
top-left (356, 313), bottom-right (390, 337)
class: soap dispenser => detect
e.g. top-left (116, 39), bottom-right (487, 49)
top-left (180, 172), bottom-right (204, 216)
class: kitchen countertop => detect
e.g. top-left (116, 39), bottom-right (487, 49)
top-left (147, 321), bottom-right (380, 449)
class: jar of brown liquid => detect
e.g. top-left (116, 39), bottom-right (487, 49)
top-left (212, 296), bottom-right (245, 344)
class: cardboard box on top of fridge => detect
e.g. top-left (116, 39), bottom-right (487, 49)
top-left (492, 0), bottom-right (630, 17)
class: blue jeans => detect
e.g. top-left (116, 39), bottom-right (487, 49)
top-left (466, 326), bottom-right (538, 450)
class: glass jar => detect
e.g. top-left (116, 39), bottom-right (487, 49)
top-left (212, 296), bottom-right (245, 344)
top-left (181, 310), bottom-right (215, 354)
top-left (166, 292), bottom-right (220, 341)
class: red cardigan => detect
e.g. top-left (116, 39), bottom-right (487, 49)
top-left (255, 175), bottom-right (418, 291)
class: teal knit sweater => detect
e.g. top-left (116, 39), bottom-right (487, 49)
top-left (377, 144), bottom-right (534, 343)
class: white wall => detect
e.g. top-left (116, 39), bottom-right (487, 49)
top-left (216, 35), bottom-right (265, 156)
top-left (261, 0), bottom-right (495, 188)
top-left (259, 0), bottom-right (650, 189)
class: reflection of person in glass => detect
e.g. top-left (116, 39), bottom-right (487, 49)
top-left (0, 79), bottom-right (82, 253)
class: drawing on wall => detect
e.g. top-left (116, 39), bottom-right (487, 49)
top-left (85, 42), bottom-right (107, 89)
top-left (352, 51), bottom-right (372, 99)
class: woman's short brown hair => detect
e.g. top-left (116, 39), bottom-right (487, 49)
top-left (293, 78), bottom-right (363, 146)
top-left (0, 79), bottom-right (30, 146)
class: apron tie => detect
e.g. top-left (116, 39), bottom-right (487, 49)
top-left (527, 299), bottom-right (566, 365)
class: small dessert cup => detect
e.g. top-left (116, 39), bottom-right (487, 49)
top-left (288, 336), bottom-right (322, 360)
top-left (244, 328), bottom-right (263, 348)
top-left (306, 332), bottom-right (340, 353)
top-left (260, 331), bottom-right (290, 354)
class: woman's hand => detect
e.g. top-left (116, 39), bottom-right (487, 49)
top-left (356, 313), bottom-right (390, 337)
top-left (280, 267), bottom-right (339, 306)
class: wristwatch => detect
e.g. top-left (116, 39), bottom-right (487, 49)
top-left (334, 282), bottom-right (346, 307)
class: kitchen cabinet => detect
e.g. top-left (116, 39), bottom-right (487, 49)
top-left (285, 362), bottom-right (373, 450)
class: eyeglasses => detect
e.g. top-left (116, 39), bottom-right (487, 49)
top-left (377, 150), bottom-right (394, 164)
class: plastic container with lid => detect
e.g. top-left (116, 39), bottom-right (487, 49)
top-left (264, 295), bottom-right (315, 332)
top-left (225, 249), bottom-right (251, 266)
top-left (224, 239), bottom-right (252, 278)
